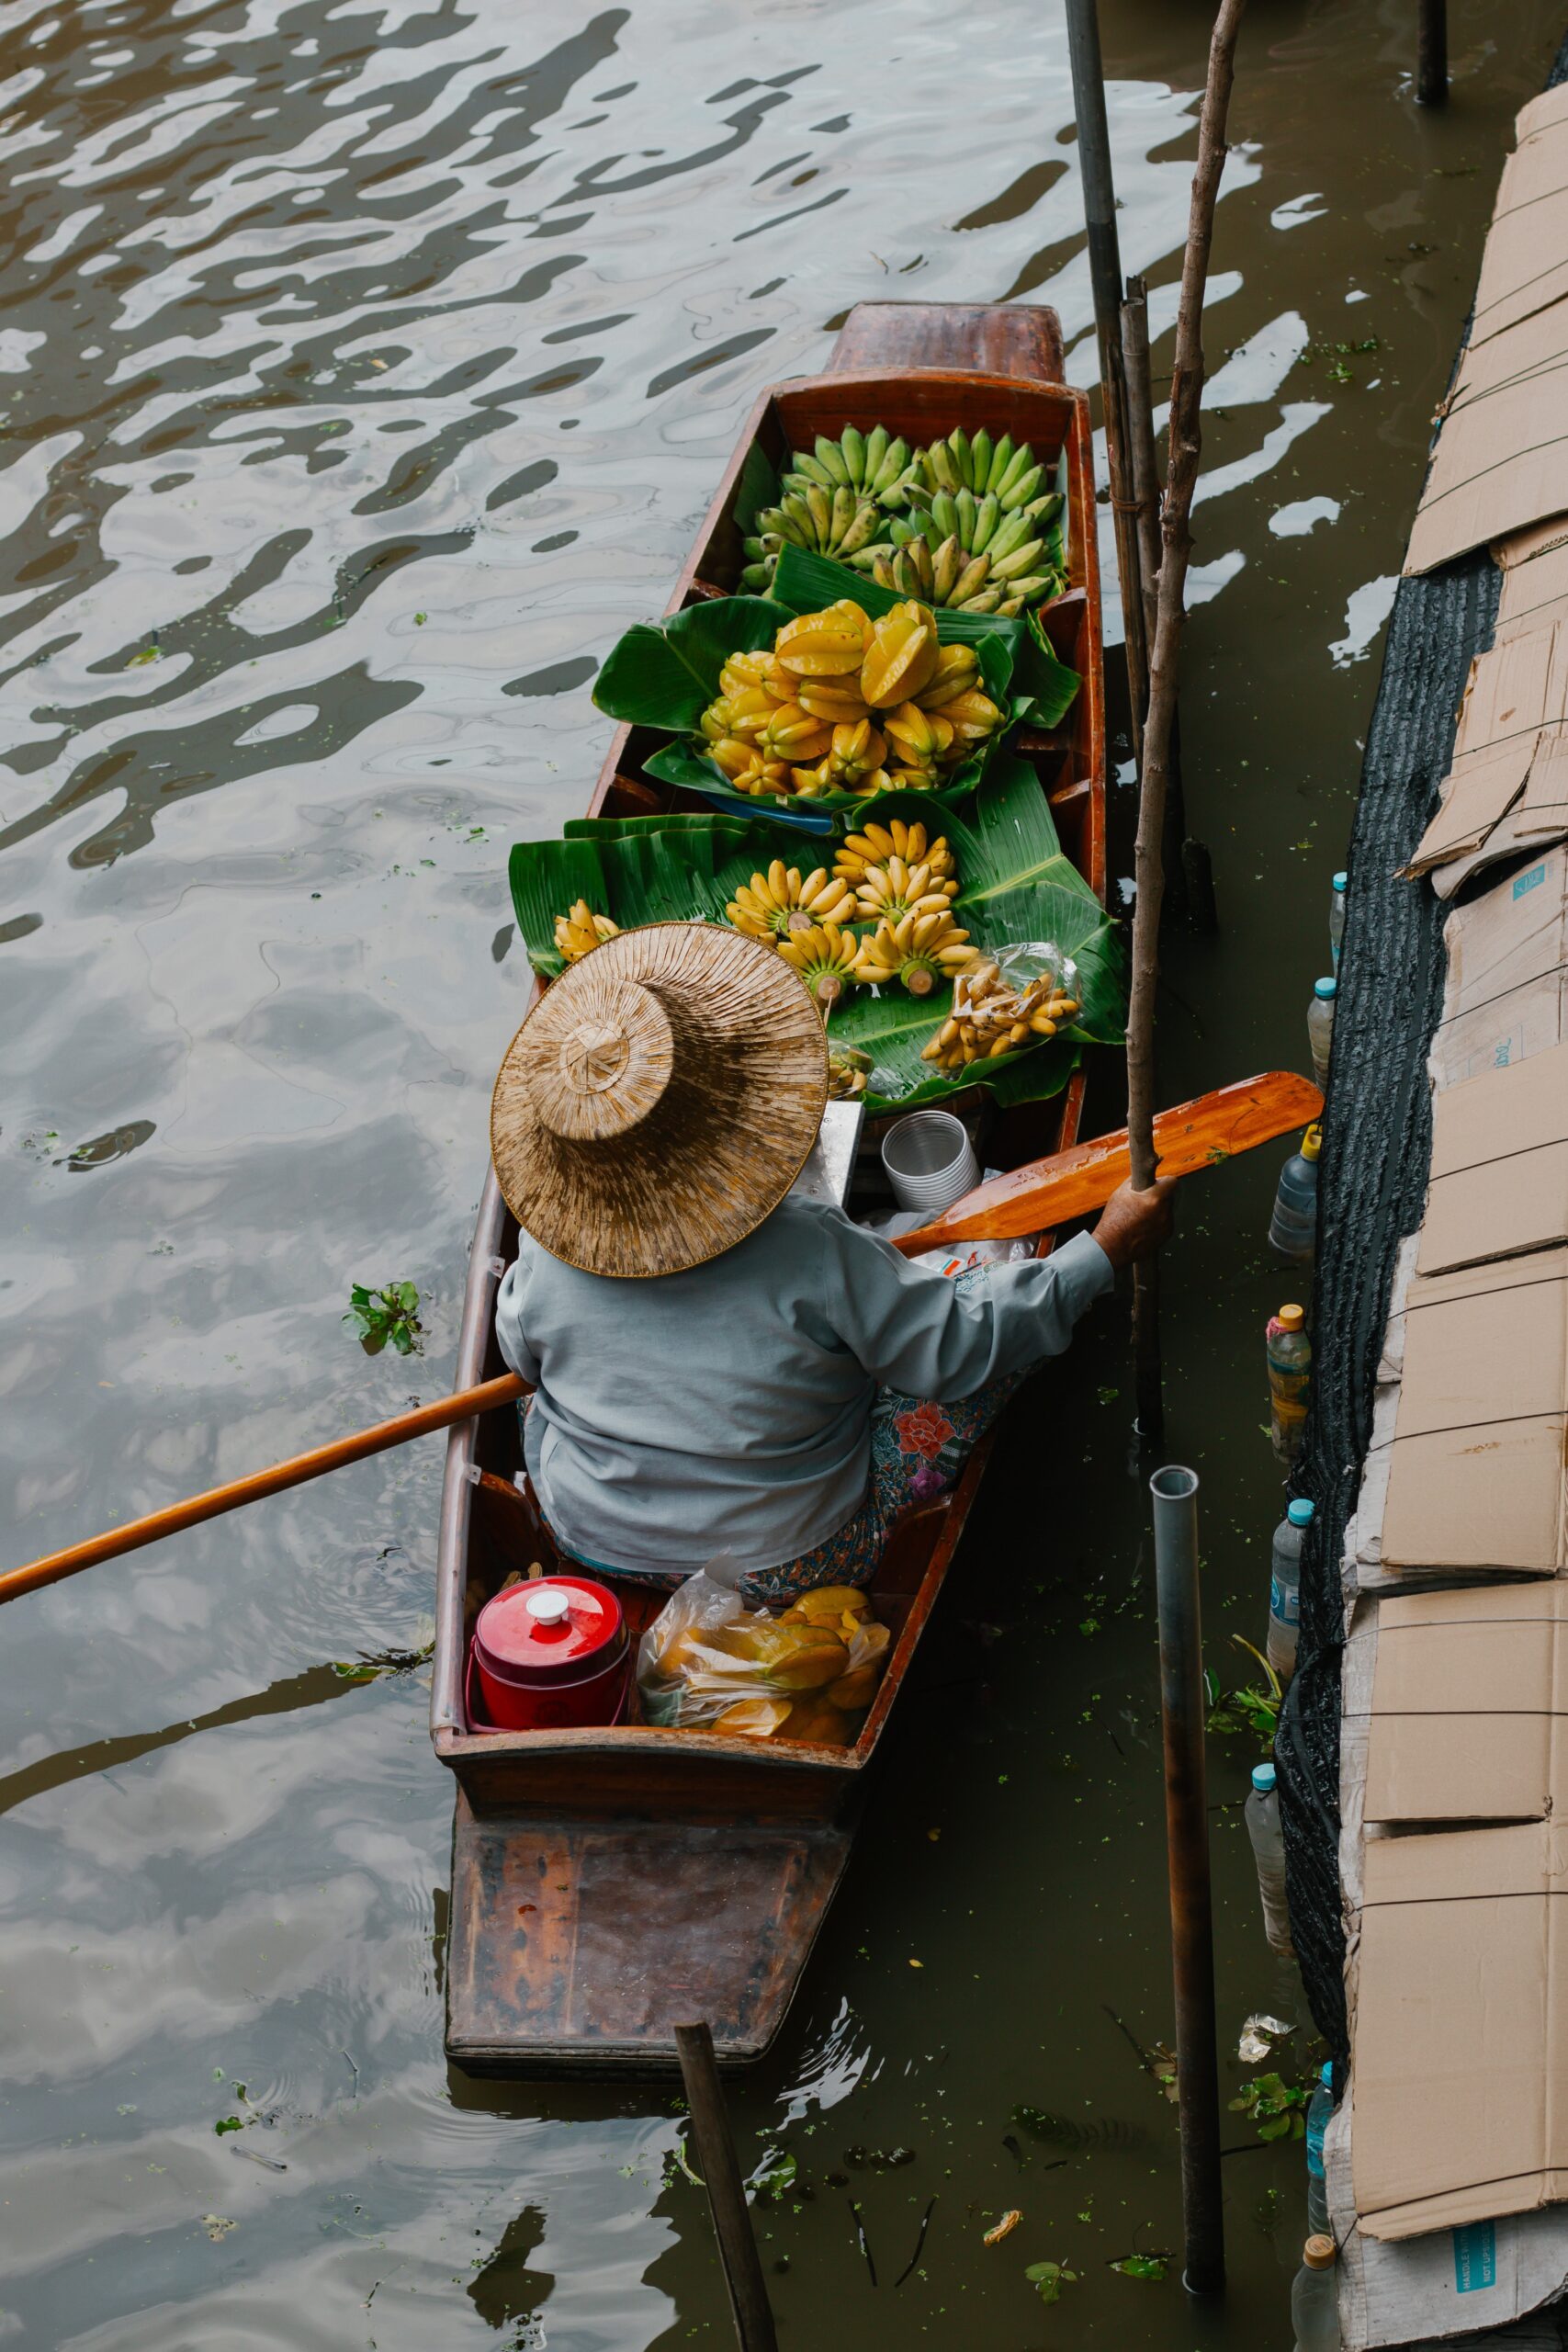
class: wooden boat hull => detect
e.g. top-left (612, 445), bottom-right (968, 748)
top-left (433, 300), bottom-right (1107, 2075)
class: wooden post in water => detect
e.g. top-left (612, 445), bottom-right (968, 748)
top-left (1416, 0), bottom-right (1448, 106)
top-left (1125, 0), bottom-right (1247, 1444)
top-left (1064, 0), bottom-right (1150, 756)
top-left (674, 2023), bottom-right (778, 2352)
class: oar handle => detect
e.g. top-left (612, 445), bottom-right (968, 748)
top-left (0, 1371), bottom-right (528, 1608)
top-left (893, 1072), bottom-right (1322, 1256)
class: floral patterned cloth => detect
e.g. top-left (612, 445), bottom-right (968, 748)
top-left (534, 1358), bottom-right (1024, 1609)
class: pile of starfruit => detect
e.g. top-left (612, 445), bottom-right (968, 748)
top-left (742, 424), bottom-right (1066, 615)
top-left (698, 596), bottom-right (1002, 804)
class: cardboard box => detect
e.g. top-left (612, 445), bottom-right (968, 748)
top-left (1427, 1034), bottom-right (1568, 1176)
top-left (1439, 845), bottom-right (1568, 1020)
top-left (1353, 1818), bottom-right (1568, 2240)
top-left (1415, 1037), bottom-right (1568, 1271)
top-left (1404, 735), bottom-right (1537, 874)
top-left (1393, 1277), bottom-right (1566, 1437)
top-left (1364, 1584), bottom-right (1568, 1826)
top-left (1379, 1414), bottom-right (1565, 1576)
top-left (1406, 300), bottom-right (1568, 574)
top-left (1453, 627), bottom-right (1563, 758)
top-left (1471, 125), bottom-right (1568, 350)
top-left (1431, 966), bottom-right (1568, 1086)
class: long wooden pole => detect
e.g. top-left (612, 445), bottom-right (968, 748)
top-left (675, 2022), bottom-right (779, 2352)
top-left (0, 1371), bottom-right (527, 1606)
top-left (1125, 0), bottom-right (1248, 1462)
top-left (1065, 0), bottom-right (1150, 758)
top-left (1416, 0), bottom-right (1447, 106)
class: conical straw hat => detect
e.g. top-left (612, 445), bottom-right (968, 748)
top-left (491, 922), bottom-right (830, 1278)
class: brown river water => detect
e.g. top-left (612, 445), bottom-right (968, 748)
top-left (0, 1), bottom-right (1561, 2344)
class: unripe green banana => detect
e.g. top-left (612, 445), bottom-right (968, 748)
top-left (993, 443), bottom-right (1034, 501)
top-left (829, 483), bottom-right (858, 546)
top-left (743, 535), bottom-right (766, 561)
top-left (931, 490), bottom-right (958, 540)
top-left (838, 499), bottom-right (881, 556)
top-left (863, 424), bottom-right (888, 484)
top-left (739, 563), bottom-right (771, 591)
top-left (1000, 572), bottom-right (1055, 602)
top-left (927, 441), bottom-right (960, 492)
top-left (872, 435), bottom-right (911, 496)
top-left (840, 424), bottom-right (867, 488)
top-left (969, 428), bottom-right (993, 496)
top-left (990, 536), bottom-right (1044, 582)
top-left (792, 454), bottom-right (836, 492)
top-left (932, 534), bottom-right (963, 602)
top-left (961, 584), bottom-right (1005, 613)
top-left (971, 492), bottom-right (1001, 554)
top-left (954, 489), bottom-right (977, 544)
top-left (998, 461), bottom-right (1044, 511)
top-left (985, 434), bottom-right (1016, 494)
top-left (951, 554), bottom-right (992, 605)
top-left (948, 428), bottom-right (973, 489)
top-left (804, 483), bottom-right (833, 545)
top-left (815, 435), bottom-right (851, 488)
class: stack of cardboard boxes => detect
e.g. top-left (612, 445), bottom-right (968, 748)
top-left (1330, 74), bottom-right (1568, 2352)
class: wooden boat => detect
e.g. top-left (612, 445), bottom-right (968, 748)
top-left (430, 300), bottom-right (1106, 2076)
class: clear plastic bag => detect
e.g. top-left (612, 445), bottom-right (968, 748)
top-left (637, 1559), bottom-right (891, 1744)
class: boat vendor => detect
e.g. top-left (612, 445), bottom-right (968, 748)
top-left (490, 922), bottom-right (1173, 1607)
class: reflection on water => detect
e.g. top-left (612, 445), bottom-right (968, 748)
top-left (0, 0), bottom-right (1561, 2342)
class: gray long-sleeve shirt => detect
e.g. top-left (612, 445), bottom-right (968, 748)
top-left (494, 1197), bottom-right (1113, 1579)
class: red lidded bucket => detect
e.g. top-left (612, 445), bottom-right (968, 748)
top-left (470, 1576), bottom-right (628, 1732)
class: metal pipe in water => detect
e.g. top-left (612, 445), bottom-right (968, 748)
top-left (1150, 1465), bottom-right (1226, 2296)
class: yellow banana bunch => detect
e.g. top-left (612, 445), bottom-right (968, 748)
top-left (852, 851), bottom-right (959, 925)
top-left (777, 921), bottom-right (863, 1008)
top-left (852, 908), bottom-right (976, 997)
top-left (726, 861), bottom-right (856, 941)
top-left (834, 820), bottom-right (955, 886)
top-left (920, 958), bottom-right (1081, 1068)
top-left (828, 1044), bottom-right (873, 1101)
top-left (554, 900), bottom-right (620, 962)
top-left (860, 600), bottom-right (940, 708)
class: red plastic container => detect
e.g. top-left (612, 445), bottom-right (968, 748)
top-left (470, 1575), bottom-right (628, 1732)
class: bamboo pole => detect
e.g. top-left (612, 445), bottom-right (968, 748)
top-left (1126, 1), bottom-right (1247, 1230)
top-left (1065, 0), bottom-right (1150, 757)
top-left (675, 2023), bottom-right (779, 2352)
top-left (0, 1372), bottom-right (528, 1606)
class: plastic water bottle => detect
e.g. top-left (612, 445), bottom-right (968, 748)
top-left (1292, 2235), bottom-right (1339, 2349)
top-left (1269, 1125), bottom-right (1323, 1262)
top-left (1268, 1306), bottom-right (1312, 1465)
top-left (1306, 2063), bottom-right (1334, 2235)
top-left (1308, 978), bottom-right (1337, 1093)
top-left (1269, 1498), bottom-right (1314, 1683)
top-left (1329, 872), bottom-right (1348, 969)
top-left (1246, 1761), bottom-right (1295, 1957)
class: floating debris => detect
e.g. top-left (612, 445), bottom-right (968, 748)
top-left (983, 2209), bottom-right (1022, 2246)
top-left (1237, 2013), bottom-right (1294, 2065)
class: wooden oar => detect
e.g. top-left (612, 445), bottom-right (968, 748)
top-left (0, 1371), bottom-right (526, 1607)
top-left (892, 1070), bottom-right (1322, 1256)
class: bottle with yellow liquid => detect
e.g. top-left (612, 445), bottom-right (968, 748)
top-left (1267, 1304), bottom-right (1311, 1466)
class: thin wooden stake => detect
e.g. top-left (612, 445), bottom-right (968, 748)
top-left (1065, 0), bottom-right (1150, 757)
top-left (1127, 0), bottom-right (1247, 1224)
top-left (675, 2023), bottom-right (779, 2352)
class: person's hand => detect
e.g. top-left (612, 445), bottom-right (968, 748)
top-left (1091, 1174), bottom-right (1178, 1271)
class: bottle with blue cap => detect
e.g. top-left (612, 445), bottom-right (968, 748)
top-left (1329, 871), bottom-right (1348, 969)
top-left (1308, 977), bottom-right (1337, 1094)
top-left (1245, 1758), bottom-right (1294, 1958)
top-left (1268, 1497), bottom-right (1314, 1683)
top-left (1306, 2060), bottom-right (1334, 2234)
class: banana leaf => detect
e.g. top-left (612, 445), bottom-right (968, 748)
top-left (508, 753), bottom-right (1121, 1115)
top-left (591, 594), bottom-right (781, 733)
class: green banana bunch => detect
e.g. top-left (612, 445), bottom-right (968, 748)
top-left (741, 480), bottom-right (886, 590)
top-left (881, 432), bottom-right (1066, 613)
top-left (784, 426), bottom-right (920, 508)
